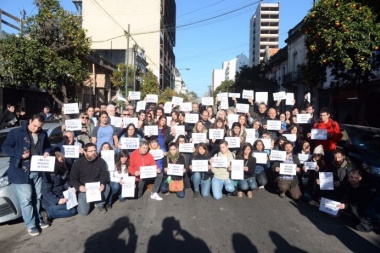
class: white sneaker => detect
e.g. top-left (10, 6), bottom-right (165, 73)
top-left (259, 186), bottom-right (264, 190)
top-left (151, 192), bottom-right (163, 201)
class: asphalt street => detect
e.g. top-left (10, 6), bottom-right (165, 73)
top-left (0, 188), bottom-right (379, 253)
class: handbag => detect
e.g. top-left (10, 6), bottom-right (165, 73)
top-left (169, 179), bottom-right (184, 192)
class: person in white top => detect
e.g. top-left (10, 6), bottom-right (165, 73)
top-left (109, 150), bottom-right (130, 203)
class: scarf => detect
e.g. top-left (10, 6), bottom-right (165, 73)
top-left (168, 151), bottom-right (180, 164)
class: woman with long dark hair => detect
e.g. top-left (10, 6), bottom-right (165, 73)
top-left (236, 143), bottom-right (257, 198)
top-left (189, 143), bottom-right (212, 198)
top-left (109, 150), bottom-right (130, 202)
top-left (252, 139), bottom-right (270, 189)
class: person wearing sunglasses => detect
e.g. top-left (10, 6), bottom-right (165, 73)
top-left (74, 113), bottom-right (94, 146)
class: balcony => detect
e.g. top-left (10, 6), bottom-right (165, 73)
top-left (282, 70), bottom-right (303, 87)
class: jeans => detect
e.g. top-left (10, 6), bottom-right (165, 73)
top-left (211, 177), bottom-right (235, 200)
top-left (137, 173), bottom-right (163, 198)
top-left (191, 172), bottom-right (211, 197)
top-left (13, 172), bottom-right (43, 230)
top-left (45, 204), bottom-right (77, 220)
top-left (238, 177), bottom-right (258, 191)
top-left (161, 182), bottom-right (185, 198)
top-left (256, 171), bottom-right (268, 187)
top-left (77, 184), bottom-right (111, 216)
top-left (110, 181), bottom-right (122, 200)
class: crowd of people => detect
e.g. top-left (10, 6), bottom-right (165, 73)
top-left (2, 93), bottom-right (380, 237)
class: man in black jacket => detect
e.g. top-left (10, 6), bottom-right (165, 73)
top-left (0, 103), bottom-right (17, 129)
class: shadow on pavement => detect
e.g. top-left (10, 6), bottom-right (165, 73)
top-left (290, 201), bottom-right (380, 251)
top-left (269, 231), bottom-right (308, 253)
top-left (147, 216), bottom-right (210, 253)
top-left (84, 216), bottom-right (137, 253)
top-left (232, 233), bottom-right (258, 253)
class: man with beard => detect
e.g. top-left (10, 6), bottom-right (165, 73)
top-left (70, 143), bottom-right (110, 215)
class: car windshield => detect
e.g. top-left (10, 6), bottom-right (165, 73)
top-left (345, 126), bottom-right (380, 156)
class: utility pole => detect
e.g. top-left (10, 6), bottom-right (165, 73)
top-left (124, 24), bottom-right (130, 98)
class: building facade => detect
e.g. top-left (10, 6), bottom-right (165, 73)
top-left (249, 2), bottom-right (279, 66)
top-left (74, 0), bottom-right (176, 91)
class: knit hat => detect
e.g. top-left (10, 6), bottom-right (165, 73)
top-left (313, 145), bottom-right (324, 155)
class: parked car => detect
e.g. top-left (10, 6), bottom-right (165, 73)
top-left (339, 124), bottom-right (380, 195)
top-left (0, 122), bottom-right (63, 223)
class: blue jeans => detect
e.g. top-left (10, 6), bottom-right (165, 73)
top-left (13, 172), bottom-right (43, 230)
top-left (77, 184), bottom-right (111, 216)
top-left (191, 172), bottom-right (211, 197)
top-left (211, 177), bottom-right (235, 200)
top-left (161, 182), bottom-right (185, 198)
top-left (238, 177), bottom-right (258, 191)
top-left (45, 204), bottom-right (77, 220)
top-left (110, 181), bottom-right (122, 200)
top-left (256, 171), bottom-right (267, 186)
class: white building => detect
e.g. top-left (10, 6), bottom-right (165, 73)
top-left (73, 0), bottom-right (176, 90)
top-left (212, 53), bottom-right (249, 91)
top-left (249, 2), bottom-right (280, 66)
top-left (174, 69), bottom-right (188, 95)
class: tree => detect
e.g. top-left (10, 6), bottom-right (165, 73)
top-left (213, 80), bottom-right (234, 98)
top-left (0, 0), bottom-right (91, 104)
top-left (303, 0), bottom-right (380, 88)
top-left (140, 69), bottom-right (160, 99)
top-left (111, 63), bottom-right (134, 95)
top-left (159, 87), bottom-right (177, 103)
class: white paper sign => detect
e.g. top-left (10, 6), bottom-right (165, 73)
top-left (201, 97), bottom-right (214, 106)
top-left (286, 93), bottom-right (295, 105)
top-left (121, 176), bottom-right (136, 198)
top-left (259, 138), bottom-right (272, 150)
top-left (242, 90), bottom-right (254, 100)
top-left (227, 114), bottom-right (239, 124)
top-left (63, 103), bottom-right (79, 114)
top-left (253, 152), bottom-right (267, 164)
top-left (217, 92), bottom-right (228, 99)
top-left (266, 120), bottom-right (281, 131)
top-left (311, 129), bottom-right (328, 140)
top-left (123, 117), bottom-right (138, 128)
top-left (144, 125), bottom-right (158, 136)
top-left (304, 162), bottom-right (317, 170)
top-left (297, 114), bottom-right (311, 124)
top-left (179, 143), bottom-right (194, 153)
top-left (167, 164), bottom-right (184, 176)
top-left (245, 129), bottom-right (257, 144)
top-left (164, 102), bottom-right (173, 114)
top-left (110, 116), bottom-right (123, 127)
top-left (319, 197), bottom-right (340, 215)
top-left (62, 188), bottom-right (78, 210)
top-left (120, 137), bottom-right (139, 150)
top-left (273, 91), bottom-right (286, 101)
top-left (149, 149), bottom-right (164, 160)
top-left (146, 94), bottom-right (158, 103)
top-left (85, 182), bottom-right (101, 203)
top-left (30, 156), bottom-right (56, 172)
top-left (279, 163), bottom-right (297, 176)
top-left (101, 150), bottom-right (115, 171)
top-left (231, 160), bottom-right (244, 180)
top-left (128, 91), bottom-right (141, 100)
top-left (180, 102), bottom-right (192, 112)
top-left (228, 92), bottom-right (241, 98)
top-left (236, 103), bottom-right (249, 113)
top-left (224, 137), bottom-right (240, 148)
top-left (185, 113), bottom-right (199, 124)
top-left (191, 160), bottom-right (209, 172)
top-left (298, 154), bottom-right (311, 164)
top-left (136, 101), bottom-right (146, 112)
top-left (319, 172), bottom-right (334, 190)
top-left (255, 92), bottom-right (268, 104)
top-left (209, 129), bottom-right (224, 140)
top-left (171, 96), bottom-right (183, 105)
top-left (175, 125), bottom-right (185, 135)
top-left (212, 157), bottom-right (228, 167)
top-left (282, 134), bottom-right (297, 142)
top-left (63, 145), bottom-right (79, 158)
top-left (270, 150), bottom-right (286, 161)
top-left (65, 119), bottom-right (82, 131)
top-left (140, 165), bottom-right (157, 179)
top-left (192, 133), bottom-right (207, 144)
top-left (220, 97), bottom-right (229, 110)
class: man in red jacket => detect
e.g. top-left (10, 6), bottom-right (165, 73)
top-left (309, 107), bottom-right (342, 163)
top-left (129, 140), bottom-right (163, 200)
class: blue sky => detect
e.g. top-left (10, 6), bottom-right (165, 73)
top-left (1, 0), bottom-right (313, 97)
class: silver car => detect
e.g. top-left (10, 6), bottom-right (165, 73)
top-left (0, 122), bottom-right (63, 223)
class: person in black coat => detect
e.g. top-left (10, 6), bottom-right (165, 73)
top-left (0, 103), bottom-right (17, 129)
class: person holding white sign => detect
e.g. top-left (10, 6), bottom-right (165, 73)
top-left (208, 118), bottom-right (227, 156)
top-left (210, 141), bottom-right (236, 200)
top-left (155, 116), bottom-right (172, 154)
top-left (272, 141), bottom-right (302, 200)
top-left (55, 131), bottom-right (83, 171)
top-left (149, 137), bottom-right (165, 171)
top-left (70, 143), bottom-right (111, 216)
top-left (2, 114), bottom-right (52, 236)
top-left (128, 141), bottom-right (163, 200)
top-left (262, 108), bottom-right (280, 142)
top-left (109, 150), bottom-right (132, 203)
top-left (91, 111), bottom-right (119, 153)
top-left (161, 143), bottom-right (186, 198)
top-left (236, 143), bottom-right (257, 198)
top-left (73, 112), bottom-right (94, 146)
top-left (190, 121), bottom-right (209, 145)
top-left (284, 124), bottom-right (305, 153)
top-left (189, 143), bottom-right (212, 198)
top-left (119, 123), bottom-right (143, 153)
top-left (253, 140), bottom-right (270, 189)
top-left (41, 152), bottom-right (77, 225)
top-left (200, 109), bottom-right (212, 130)
top-left (227, 122), bottom-right (246, 154)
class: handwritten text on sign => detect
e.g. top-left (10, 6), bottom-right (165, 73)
top-left (279, 163), bottom-right (297, 176)
top-left (30, 156), bottom-right (56, 172)
top-left (139, 165), bottom-right (157, 179)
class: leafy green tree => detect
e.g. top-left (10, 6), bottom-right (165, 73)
top-left (0, 0), bottom-right (91, 104)
top-left (213, 80), bottom-right (234, 98)
top-left (140, 69), bottom-right (159, 98)
top-left (159, 87), bottom-right (177, 103)
top-left (111, 63), bottom-right (134, 95)
top-left (303, 0), bottom-right (380, 87)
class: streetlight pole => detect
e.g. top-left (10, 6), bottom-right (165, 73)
top-left (124, 24), bottom-right (130, 98)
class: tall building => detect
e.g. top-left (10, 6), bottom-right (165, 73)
top-left (73, 0), bottom-right (176, 91)
top-left (249, 2), bottom-right (279, 66)
top-left (212, 53), bottom-right (249, 91)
